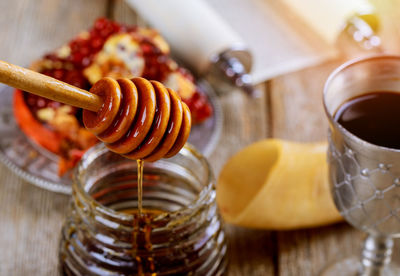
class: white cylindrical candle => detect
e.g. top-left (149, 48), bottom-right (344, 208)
top-left (126, 0), bottom-right (248, 74)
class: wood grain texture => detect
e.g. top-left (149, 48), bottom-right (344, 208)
top-left (4, 0), bottom-right (400, 275)
top-left (0, 0), bottom-right (108, 66)
top-left (209, 87), bottom-right (268, 174)
top-left (0, 167), bottom-right (69, 275)
top-left (268, 60), bottom-right (362, 275)
top-left (268, 60), bottom-right (344, 142)
top-left (268, 58), bottom-right (400, 274)
top-left (0, 1), bottom-right (271, 275)
top-left (208, 88), bottom-right (271, 276)
top-left (266, 4), bottom-right (400, 273)
top-left (277, 224), bottom-right (361, 276)
top-left (225, 226), bottom-right (275, 276)
top-left (0, 0), bottom-right (108, 275)
top-left (121, 2), bottom-right (273, 266)
top-left (112, 0), bottom-right (269, 175)
top-left (112, 0), bottom-right (144, 26)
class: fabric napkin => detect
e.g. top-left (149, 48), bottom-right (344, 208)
top-left (217, 139), bottom-right (342, 230)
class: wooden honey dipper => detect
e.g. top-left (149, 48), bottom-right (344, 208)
top-left (0, 60), bottom-right (191, 161)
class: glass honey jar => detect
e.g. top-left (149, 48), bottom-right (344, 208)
top-left (59, 143), bottom-right (227, 275)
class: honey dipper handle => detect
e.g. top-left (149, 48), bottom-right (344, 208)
top-left (0, 60), bottom-right (102, 112)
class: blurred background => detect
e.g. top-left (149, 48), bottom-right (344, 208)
top-left (2, 0), bottom-right (400, 275)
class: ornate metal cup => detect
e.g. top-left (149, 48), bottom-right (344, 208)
top-left (323, 55), bottom-right (400, 275)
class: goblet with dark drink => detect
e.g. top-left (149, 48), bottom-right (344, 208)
top-left (323, 55), bottom-right (400, 275)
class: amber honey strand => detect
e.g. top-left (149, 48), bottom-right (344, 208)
top-left (137, 159), bottom-right (144, 215)
top-left (136, 255), bottom-right (144, 276)
top-left (144, 214), bottom-right (156, 274)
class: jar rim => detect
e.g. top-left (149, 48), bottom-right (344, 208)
top-left (73, 143), bottom-right (214, 220)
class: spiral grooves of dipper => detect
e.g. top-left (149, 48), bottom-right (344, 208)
top-left (83, 77), bottom-right (191, 161)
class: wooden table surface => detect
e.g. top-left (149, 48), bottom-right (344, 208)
top-left (1, 0), bottom-right (400, 275)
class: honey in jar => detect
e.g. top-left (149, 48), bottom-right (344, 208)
top-left (59, 144), bottom-right (227, 275)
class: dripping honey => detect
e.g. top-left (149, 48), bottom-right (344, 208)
top-left (124, 209), bottom-right (165, 276)
top-left (91, 160), bottom-right (168, 276)
top-left (135, 159), bottom-right (151, 275)
top-left (93, 159), bottom-right (160, 275)
top-left (137, 159), bottom-right (144, 215)
top-left (59, 146), bottom-right (227, 275)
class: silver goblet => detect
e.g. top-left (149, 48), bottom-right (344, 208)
top-left (323, 55), bottom-right (400, 275)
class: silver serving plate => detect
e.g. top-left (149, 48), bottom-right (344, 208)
top-left (0, 81), bottom-right (222, 194)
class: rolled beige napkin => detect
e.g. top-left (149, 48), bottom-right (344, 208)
top-left (217, 139), bottom-right (343, 230)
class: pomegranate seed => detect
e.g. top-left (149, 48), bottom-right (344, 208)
top-left (80, 46), bottom-right (90, 56)
top-left (94, 18), bottom-right (108, 30)
top-left (48, 101), bottom-right (62, 109)
top-left (71, 53), bottom-right (84, 65)
top-left (53, 69), bottom-right (65, 79)
top-left (90, 37), bottom-right (103, 50)
top-left (23, 17), bottom-right (212, 128)
top-left (37, 98), bottom-right (46, 108)
top-left (81, 56), bottom-right (91, 67)
top-left (141, 43), bottom-right (153, 55)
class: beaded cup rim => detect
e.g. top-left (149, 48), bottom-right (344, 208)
top-left (323, 54), bottom-right (400, 155)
